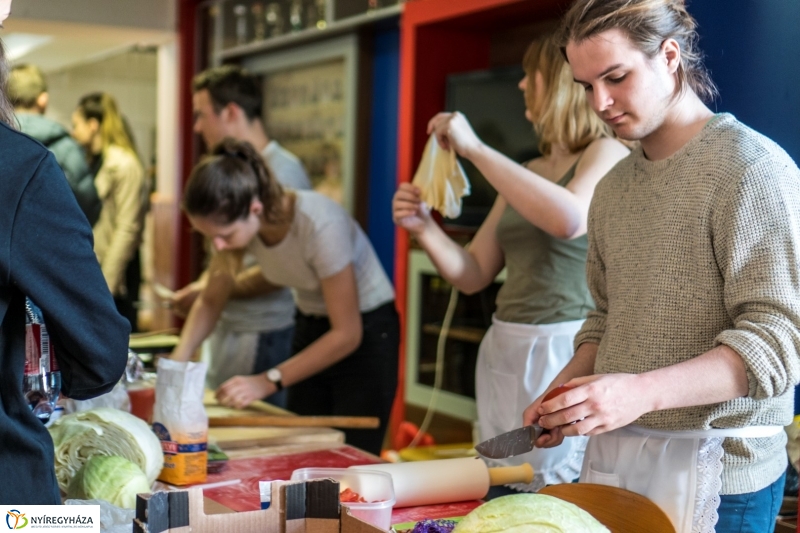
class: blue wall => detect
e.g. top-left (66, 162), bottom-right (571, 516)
top-left (366, 27), bottom-right (400, 281)
top-left (692, 0), bottom-right (800, 162)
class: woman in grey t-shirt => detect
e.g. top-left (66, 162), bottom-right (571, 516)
top-left (171, 138), bottom-right (397, 454)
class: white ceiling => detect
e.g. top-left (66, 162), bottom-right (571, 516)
top-left (2, 14), bottom-right (174, 73)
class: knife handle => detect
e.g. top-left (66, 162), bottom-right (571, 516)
top-left (488, 463), bottom-right (534, 486)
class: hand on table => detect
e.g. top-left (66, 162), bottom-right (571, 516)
top-left (523, 373), bottom-right (652, 448)
top-left (215, 373), bottom-right (276, 410)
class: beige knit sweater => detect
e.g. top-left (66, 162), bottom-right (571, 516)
top-left (575, 113), bottom-right (800, 494)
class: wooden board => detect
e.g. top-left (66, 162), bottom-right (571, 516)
top-left (209, 426), bottom-right (344, 449)
top-left (203, 390), bottom-right (344, 449)
top-left (538, 483), bottom-right (676, 533)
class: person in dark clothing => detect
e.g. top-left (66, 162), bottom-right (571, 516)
top-left (0, 10), bottom-right (130, 504)
top-left (8, 64), bottom-right (102, 226)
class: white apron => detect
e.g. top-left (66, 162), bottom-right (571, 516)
top-left (476, 315), bottom-right (587, 492)
top-left (580, 424), bottom-right (783, 533)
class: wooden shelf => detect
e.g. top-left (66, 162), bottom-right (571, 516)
top-left (216, 3), bottom-right (402, 61)
top-left (422, 323), bottom-right (487, 344)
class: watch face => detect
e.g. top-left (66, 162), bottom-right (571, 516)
top-left (267, 368), bottom-right (282, 382)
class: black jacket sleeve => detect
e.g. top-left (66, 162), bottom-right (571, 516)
top-left (9, 152), bottom-right (129, 399)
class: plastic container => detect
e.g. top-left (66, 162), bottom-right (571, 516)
top-left (290, 467), bottom-right (395, 530)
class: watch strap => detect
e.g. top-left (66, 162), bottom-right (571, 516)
top-left (265, 369), bottom-right (284, 391)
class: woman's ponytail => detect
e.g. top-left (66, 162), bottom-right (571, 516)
top-left (183, 138), bottom-right (285, 224)
top-left (76, 92), bottom-right (137, 154)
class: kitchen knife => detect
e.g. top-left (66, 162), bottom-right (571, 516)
top-left (474, 424), bottom-right (544, 459)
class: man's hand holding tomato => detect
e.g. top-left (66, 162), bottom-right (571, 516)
top-left (524, 373), bottom-right (655, 449)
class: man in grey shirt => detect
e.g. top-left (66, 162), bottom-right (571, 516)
top-left (173, 65), bottom-right (311, 406)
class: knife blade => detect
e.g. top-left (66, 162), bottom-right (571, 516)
top-left (474, 424), bottom-right (544, 459)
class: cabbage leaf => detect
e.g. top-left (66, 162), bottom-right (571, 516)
top-left (67, 456), bottom-right (151, 509)
top-left (452, 494), bottom-right (609, 533)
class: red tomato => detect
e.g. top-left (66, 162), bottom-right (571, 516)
top-left (340, 488), bottom-right (367, 503)
top-left (542, 384), bottom-right (574, 403)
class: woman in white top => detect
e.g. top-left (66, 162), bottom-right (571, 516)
top-left (171, 138), bottom-right (397, 454)
top-left (393, 33), bottom-right (629, 492)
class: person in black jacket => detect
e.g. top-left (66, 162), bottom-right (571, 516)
top-left (8, 63), bottom-right (102, 226)
top-left (0, 7), bottom-right (130, 503)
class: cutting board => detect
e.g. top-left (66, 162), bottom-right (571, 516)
top-left (202, 445), bottom-right (381, 511)
top-left (200, 445), bottom-right (482, 526)
top-left (203, 391), bottom-right (344, 449)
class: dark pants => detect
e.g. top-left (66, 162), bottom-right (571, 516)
top-left (716, 471), bottom-right (786, 533)
top-left (287, 302), bottom-right (399, 455)
top-left (252, 325), bottom-right (295, 409)
top-left (114, 249), bottom-right (141, 333)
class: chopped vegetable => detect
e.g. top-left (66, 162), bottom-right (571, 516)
top-left (340, 488), bottom-right (367, 503)
top-left (411, 519), bottom-right (457, 533)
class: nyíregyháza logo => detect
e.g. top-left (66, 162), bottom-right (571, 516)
top-left (6, 510), bottom-right (27, 530)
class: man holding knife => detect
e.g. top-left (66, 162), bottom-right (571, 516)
top-left (522, 1), bottom-right (800, 531)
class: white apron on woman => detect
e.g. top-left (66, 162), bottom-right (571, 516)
top-left (580, 424), bottom-right (783, 533)
top-left (476, 315), bottom-right (588, 492)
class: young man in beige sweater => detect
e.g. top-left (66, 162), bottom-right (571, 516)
top-left (523, 1), bottom-right (800, 531)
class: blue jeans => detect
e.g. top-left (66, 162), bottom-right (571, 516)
top-left (253, 324), bottom-right (295, 408)
top-left (716, 472), bottom-right (785, 533)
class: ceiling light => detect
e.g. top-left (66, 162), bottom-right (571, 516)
top-left (3, 32), bottom-right (53, 61)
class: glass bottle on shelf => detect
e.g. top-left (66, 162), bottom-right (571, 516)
top-left (314, 0), bottom-right (327, 29)
top-left (252, 2), bottom-right (266, 41)
top-left (289, 0), bottom-right (303, 32)
top-left (305, 1), bottom-right (317, 30)
top-left (233, 3), bottom-right (249, 46)
top-left (265, 2), bottom-right (284, 37)
top-left (206, 4), bottom-right (221, 65)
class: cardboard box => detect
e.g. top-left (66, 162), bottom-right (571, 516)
top-left (133, 478), bottom-right (386, 533)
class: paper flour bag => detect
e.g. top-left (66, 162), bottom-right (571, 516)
top-left (153, 358), bottom-right (208, 485)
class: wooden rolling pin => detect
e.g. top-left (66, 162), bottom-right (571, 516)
top-left (351, 457), bottom-right (534, 507)
top-left (208, 415), bottom-right (380, 429)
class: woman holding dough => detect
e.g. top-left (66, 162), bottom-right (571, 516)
top-left (392, 33), bottom-right (629, 492)
top-left (171, 138), bottom-right (398, 455)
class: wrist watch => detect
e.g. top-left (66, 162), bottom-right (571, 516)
top-left (265, 368), bottom-right (284, 391)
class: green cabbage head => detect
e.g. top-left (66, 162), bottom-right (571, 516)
top-left (67, 456), bottom-right (151, 509)
top-left (48, 407), bottom-right (163, 492)
top-left (452, 494), bottom-right (609, 533)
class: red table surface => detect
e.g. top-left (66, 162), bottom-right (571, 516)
top-left (200, 445), bottom-right (482, 525)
